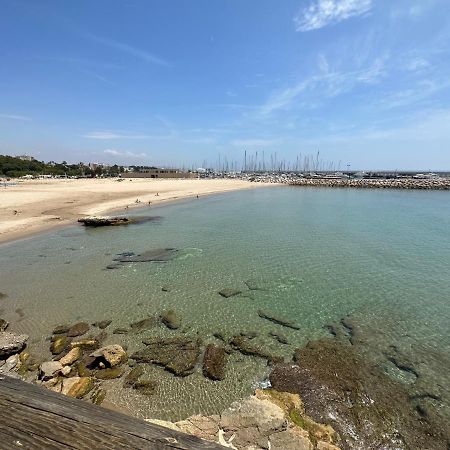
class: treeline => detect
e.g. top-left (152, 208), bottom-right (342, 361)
top-left (0, 155), bottom-right (123, 178)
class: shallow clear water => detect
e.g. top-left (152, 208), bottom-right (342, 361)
top-left (0, 186), bottom-right (449, 420)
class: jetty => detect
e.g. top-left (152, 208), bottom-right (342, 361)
top-left (0, 375), bottom-right (223, 449)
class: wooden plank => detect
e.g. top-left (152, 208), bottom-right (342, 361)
top-left (0, 376), bottom-right (224, 449)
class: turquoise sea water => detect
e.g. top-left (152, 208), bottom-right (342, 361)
top-left (0, 186), bottom-right (449, 420)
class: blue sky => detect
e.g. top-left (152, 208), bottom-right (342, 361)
top-left (1, 0), bottom-right (450, 170)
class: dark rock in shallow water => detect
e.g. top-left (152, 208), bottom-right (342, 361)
top-left (0, 319), bottom-right (9, 332)
top-left (114, 248), bottom-right (178, 263)
top-left (258, 310), bottom-right (300, 330)
top-left (95, 367), bottom-right (125, 380)
top-left (53, 325), bottom-right (70, 335)
top-left (230, 335), bottom-right (281, 364)
top-left (90, 388), bottom-right (107, 405)
top-left (132, 337), bottom-right (201, 377)
top-left (269, 331), bottom-right (289, 345)
top-left (113, 327), bottom-right (129, 335)
top-left (269, 338), bottom-right (450, 450)
top-left (160, 310), bottom-right (182, 330)
top-left (0, 332), bottom-right (28, 357)
top-left (0, 292), bottom-right (7, 300)
top-left (203, 344), bottom-right (227, 381)
top-left (218, 288), bottom-right (242, 298)
top-left (92, 320), bottom-right (112, 330)
top-left (130, 317), bottom-right (157, 333)
top-left (133, 379), bottom-right (157, 395)
top-left (123, 366), bottom-right (144, 388)
top-left (78, 216), bottom-right (131, 226)
top-left (161, 285), bottom-right (171, 292)
top-left (244, 279), bottom-right (265, 291)
top-left (67, 322), bottom-right (90, 337)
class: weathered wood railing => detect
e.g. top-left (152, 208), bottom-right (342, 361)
top-left (0, 375), bottom-right (224, 449)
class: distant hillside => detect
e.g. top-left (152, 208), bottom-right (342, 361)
top-left (0, 155), bottom-right (121, 178)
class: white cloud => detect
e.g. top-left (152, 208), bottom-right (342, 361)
top-left (83, 131), bottom-right (150, 140)
top-left (0, 113), bottom-right (32, 121)
top-left (294, 0), bottom-right (372, 32)
top-left (103, 149), bottom-right (147, 158)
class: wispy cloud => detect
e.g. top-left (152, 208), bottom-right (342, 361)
top-left (0, 113), bottom-right (32, 121)
top-left (294, 0), bottom-right (372, 32)
top-left (231, 138), bottom-right (282, 147)
top-left (103, 149), bottom-right (147, 158)
top-left (83, 130), bottom-right (150, 140)
top-left (259, 57), bottom-right (386, 116)
top-left (85, 33), bottom-right (170, 67)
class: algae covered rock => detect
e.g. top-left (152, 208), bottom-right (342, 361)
top-left (132, 379), bottom-right (157, 395)
top-left (230, 335), bottom-right (281, 363)
top-left (203, 344), bottom-right (227, 381)
top-left (132, 337), bottom-right (201, 377)
top-left (62, 376), bottom-right (94, 398)
top-left (95, 367), bottom-right (125, 379)
top-left (50, 335), bottom-right (69, 355)
top-left (124, 366), bottom-right (144, 388)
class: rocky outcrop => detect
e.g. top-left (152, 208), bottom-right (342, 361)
top-left (203, 344), bottom-right (227, 381)
top-left (148, 390), bottom-right (340, 450)
top-left (0, 332), bottom-right (28, 357)
top-left (269, 338), bottom-right (450, 450)
top-left (132, 337), bottom-right (201, 377)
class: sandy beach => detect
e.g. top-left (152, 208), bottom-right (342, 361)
top-left (0, 178), bottom-right (255, 244)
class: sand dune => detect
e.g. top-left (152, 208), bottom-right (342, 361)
top-left (0, 178), bottom-right (256, 243)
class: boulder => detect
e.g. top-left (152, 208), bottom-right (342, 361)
top-left (258, 310), bottom-right (300, 330)
top-left (0, 318), bottom-right (9, 332)
top-left (203, 344), bottom-right (227, 381)
top-left (160, 310), bottom-right (182, 330)
top-left (59, 347), bottom-right (82, 366)
top-left (90, 344), bottom-right (127, 367)
top-left (62, 376), bottom-right (94, 398)
top-left (40, 361), bottom-right (63, 380)
top-left (218, 288), bottom-right (241, 298)
top-left (67, 322), bottom-right (90, 337)
top-left (0, 332), bottom-right (28, 357)
top-left (132, 337), bottom-right (201, 377)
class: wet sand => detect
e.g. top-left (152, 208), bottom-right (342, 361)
top-left (0, 178), bottom-right (256, 243)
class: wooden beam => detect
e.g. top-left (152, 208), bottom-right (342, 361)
top-left (0, 376), bottom-right (224, 449)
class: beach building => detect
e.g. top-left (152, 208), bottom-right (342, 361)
top-left (121, 168), bottom-right (198, 179)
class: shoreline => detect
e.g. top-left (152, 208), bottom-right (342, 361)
top-left (0, 178), bottom-right (261, 245)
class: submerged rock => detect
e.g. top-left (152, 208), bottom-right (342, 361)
top-left (114, 248), bottom-right (178, 263)
top-left (269, 331), bottom-right (289, 345)
top-left (160, 310), bottom-right (182, 330)
top-left (53, 324), bottom-right (70, 335)
top-left (0, 332), bottom-right (28, 357)
top-left (230, 335), bottom-right (281, 364)
top-left (67, 322), bottom-right (90, 337)
top-left (203, 344), bottom-right (227, 381)
top-left (130, 317), bottom-right (157, 333)
top-left (132, 337), bottom-right (201, 377)
top-left (124, 366), bottom-right (145, 388)
top-left (132, 379), bottom-right (157, 395)
top-left (91, 388), bottom-right (107, 405)
top-left (92, 320), bottom-right (112, 329)
top-left (218, 288), bottom-right (242, 298)
top-left (0, 318), bottom-right (9, 332)
top-left (95, 367), bottom-right (125, 379)
top-left (258, 310), bottom-right (300, 330)
top-left (269, 338), bottom-right (450, 450)
top-left (0, 292), bottom-right (7, 300)
top-left (113, 327), bottom-right (129, 335)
